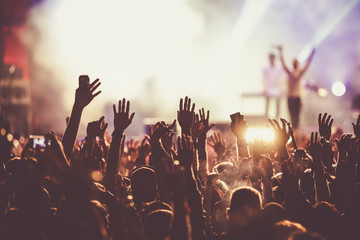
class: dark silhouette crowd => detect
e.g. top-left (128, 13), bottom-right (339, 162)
top-left (0, 76), bottom-right (360, 240)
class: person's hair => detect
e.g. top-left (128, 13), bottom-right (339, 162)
top-left (229, 187), bottom-right (262, 213)
top-left (130, 166), bottom-right (157, 204)
top-left (144, 209), bottom-right (173, 240)
top-left (262, 202), bottom-right (285, 224)
top-left (272, 220), bottom-right (306, 240)
top-left (289, 231), bottom-right (326, 240)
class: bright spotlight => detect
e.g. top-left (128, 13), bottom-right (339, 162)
top-left (332, 82), bottom-right (346, 97)
top-left (246, 127), bottom-right (274, 143)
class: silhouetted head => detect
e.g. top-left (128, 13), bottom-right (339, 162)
top-left (262, 202), bottom-right (285, 225)
top-left (289, 231), bottom-right (326, 240)
top-left (293, 59), bottom-right (299, 70)
top-left (141, 200), bottom-right (172, 221)
top-left (227, 187), bottom-right (262, 227)
top-left (272, 220), bottom-right (306, 240)
top-left (130, 166), bottom-right (157, 204)
top-left (144, 209), bottom-right (173, 240)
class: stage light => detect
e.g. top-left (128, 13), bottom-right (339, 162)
top-left (317, 88), bottom-right (328, 97)
top-left (246, 127), bottom-right (274, 143)
top-left (332, 82), bottom-right (346, 97)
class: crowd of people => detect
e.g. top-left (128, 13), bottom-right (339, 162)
top-left (0, 76), bottom-right (360, 240)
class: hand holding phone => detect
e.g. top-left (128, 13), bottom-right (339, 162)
top-left (230, 112), bottom-right (248, 142)
top-left (79, 75), bottom-right (90, 88)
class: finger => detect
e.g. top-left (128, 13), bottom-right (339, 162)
top-left (357, 114), bottom-right (360, 125)
top-left (268, 119), bottom-right (276, 129)
top-left (89, 78), bottom-right (100, 88)
top-left (315, 132), bottom-right (318, 142)
top-left (318, 113), bottom-right (322, 125)
top-left (184, 96), bottom-right (188, 111)
top-left (211, 134), bottom-right (215, 143)
top-left (122, 98), bottom-right (126, 113)
top-left (113, 104), bottom-right (117, 114)
top-left (325, 114), bottom-right (330, 125)
top-left (191, 103), bottom-right (195, 113)
top-left (207, 110), bottom-right (210, 121)
top-left (91, 82), bottom-right (101, 93)
top-left (177, 136), bottom-right (181, 150)
top-left (273, 119), bottom-right (280, 129)
top-left (329, 119), bottom-right (333, 128)
top-left (92, 90), bottom-right (101, 98)
top-left (168, 120), bottom-right (176, 130)
top-left (310, 132), bottom-right (314, 144)
top-left (187, 98), bottom-right (191, 112)
top-left (126, 100), bottom-right (130, 114)
top-left (322, 113), bottom-right (327, 124)
top-left (118, 100), bottom-right (121, 113)
top-left (129, 112), bottom-right (135, 122)
top-left (103, 123), bottom-right (108, 131)
top-left (280, 118), bottom-right (286, 130)
top-left (179, 98), bottom-right (183, 112)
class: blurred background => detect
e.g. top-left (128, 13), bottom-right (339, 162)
top-left (1, 0), bottom-right (360, 137)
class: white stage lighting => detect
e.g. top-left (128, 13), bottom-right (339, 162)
top-left (332, 82), bottom-right (346, 97)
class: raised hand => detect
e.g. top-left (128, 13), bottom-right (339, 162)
top-left (126, 139), bottom-right (140, 155)
top-left (269, 118), bottom-right (291, 148)
top-left (149, 120), bottom-right (176, 146)
top-left (191, 114), bottom-right (202, 141)
top-left (136, 136), bottom-right (151, 166)
top-left (208, 132), bottom-right (226, 158)
top-left (86, 116), bottom-right (108, 138)
top-left (113, 98), bottom-right (135, 133)
top-left (74, 77), bottom-right (101, 109)
top-left (318, 113), bottom-right (333, 140)
top-left (199, 108), bottom-right (215, 137)
top-left (307, 132), bottom-right (322, 169)
top-left (177, 96), bottom-right (195, 135)
top-left (177, 134), bottom-right (194, 169)
top-left (281, 158), bottom-right (302, 193)
top-left (335, 133), bottom-right (352, 157)
top-left (352, 114), bottom-right (360, 138)
top-left (161, 131), bottom-right (175, 153)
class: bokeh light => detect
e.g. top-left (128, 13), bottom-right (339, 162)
top-left (331, 82), bottom-right (346, 97)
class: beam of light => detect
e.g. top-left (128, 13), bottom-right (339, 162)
top-left (297, 0), bottom-right (360, 62)
top-left (229, 0), bottom-right (274, 52)
top-left (206, 0), bottom-right (274, 116)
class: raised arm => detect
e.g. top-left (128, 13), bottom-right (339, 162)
top-left (104, 98), bottom-right (135, 188)
top-left (300, 48), bottom-right (316, 76)
top-left (62, 77), bottom-right (101, 158)
top-left (277, 46), bottom-right (291, 75)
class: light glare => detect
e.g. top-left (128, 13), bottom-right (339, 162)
top-left (332, 82), bottom-right (346, 97)
top-left (246, 127), bottom-right (274, 143)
